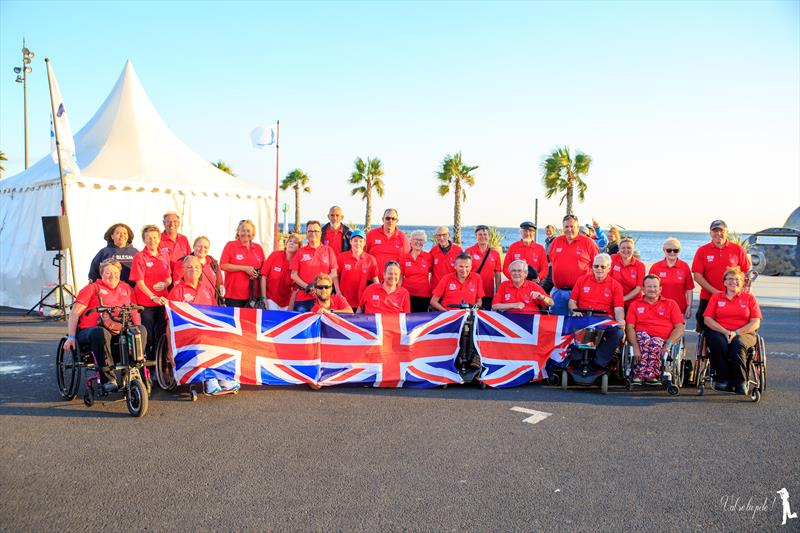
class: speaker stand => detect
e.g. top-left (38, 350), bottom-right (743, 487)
top-left (26, 252), bottom-right (75, 320)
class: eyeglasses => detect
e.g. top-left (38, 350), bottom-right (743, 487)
top-left (592, 265), bottom-right (609, 270)
top-left (664, 248), bottom-right (680, 253)
top-left (510, 269), bottom-right (526, 274)
top-left (315, 285), bottom-right (332, 290)
top-left (435, 233), bottom-right (449, 237)
top-left (307, 230), bottom-right (321, 234)
top-left (384, 216), bottom-right (397, 221)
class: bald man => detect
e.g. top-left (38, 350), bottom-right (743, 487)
top-left (321, 205), bottom-right (353, 255)
top-left (430, 226), bottom-right (463, 292)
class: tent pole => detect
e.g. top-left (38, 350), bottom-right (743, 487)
top-left (274, 120), bottom-right (280, 251)
top-left (45, 58), bottom-right (77, 297)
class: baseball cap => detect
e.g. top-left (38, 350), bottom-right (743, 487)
top-left (709, 220), bottom-right (727, 230)
top-left (350, 229), bottom-right (366, 240)
top-left (519, 221), bottom-right (536, 230)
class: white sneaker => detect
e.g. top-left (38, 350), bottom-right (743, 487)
top-left (204, 378), bottom-right (222, 395)
top-left (219, 379), bottom-right (240, 393)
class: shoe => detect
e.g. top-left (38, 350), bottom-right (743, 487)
top-left (468, 355), bottom-right (482, 369)
top-left (713, 381), bottom-right (729, 392)
top-left (736, 383), bottom-right (748, 395)
top-left (102, 381), bottom-right (118, 393)
top-left (632, 377), bottom-right (642, 385)
top-left (219, 380), bottom-right (240, 393)
top-left (204, 378), bottom-right (222, 396)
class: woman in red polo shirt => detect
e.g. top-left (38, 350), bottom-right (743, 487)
top-left (648, 237), bottom-right (694, 319)
top-left (359, 261), bottom-right (411, 313)
top-left (260, 232), bottom-right (301, 310)
top-left (703, 267), bottom-right (762, 394)
top-left (172, 236), bottom-right (223, 305)
top-left (625, 275), bottom-right (685, 383)
top-left (220, 219), bottom-right (265, 307)
top-left (129, 224), bottom-right (171, 361)
top-left (492, 259), bottom-right (552, 312)
top-left (610, 237), bottom-right (645, 309)
top-left (400, 230), bottom-right (433, 312)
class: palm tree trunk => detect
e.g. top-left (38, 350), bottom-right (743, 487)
top-left (294, 183), bottom-right (301, 233)
top-left (365, 179), bottom-right (372, 230)
top-left (566, 180), bottom-right (574, 216)
top-left (453, 178), bottom-right (462, 245)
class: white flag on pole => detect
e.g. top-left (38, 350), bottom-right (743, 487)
top-left (47, 61), bottom-right (80, 176)
top-left (250, 124), bottom-right (277, 149)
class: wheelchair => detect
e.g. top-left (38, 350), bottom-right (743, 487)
top-left (153, 333), bottom-right (212, 401)
top-left (694, 330), bottom-right (767, 402)
top-left (556, 309), bottom-right (624, 394)
top-left (442, 302), bottom-right (484, 388)
top-left (621, 337), bottom-right (685, 396)
top-left (55, 304), bottom-right (152, 417)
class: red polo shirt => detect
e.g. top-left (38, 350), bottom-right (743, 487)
top-left (549, 234), bottom-right (599, 289)
top-left (220, 240), bottom-right (265, 300)
top-left (626, 297), bottom-right (684, 339)
top-left (323, 225), bottom-right (345, 255)
top-left (649, 259), bottom-right (694, 313)
top-left (400, 251), bottom-right (433, 297)
top-left (502, 240), bottom-right (548, 281)
top-left (432, 272), bottom-right (485, 308)
top-left (691, 241), bottom-right (751, 299)
top-left (172, 256), bottom-right (219, 294)
top-left (365, 227), bottom-right (410, 279)
top-left (75, 280), bottom-right (139, 330)
top-left (337, 251), bottom-right (379, 308)
top-left (359, 284), bottom-right (411, 314)
top-left (492, 280), bottom-right (549, 311)
top-left (261, 250), bottom-right (294, 307)
top-left (129, 249), bottom-right (172, 306)
top-left (290, 244), bottom-right (338, 302)
top-left (465, 244), bottom-right (502, 297)
top-left (168, 280), bottom-right (216, 306)
top-left (570, 273), bottom-right (624, 315)
top-left (610, 254), bottom-right (646, 295)
top-left (311, 294), bottom-right (352, 313)
top-left (703, 291), bottom-right (762, 331)
top-left (430, 243), bottom-right (463, 292)
top-left (159, 232), bottom-right (192, 267)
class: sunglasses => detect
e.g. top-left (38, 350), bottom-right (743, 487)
top-left (664, 248), bottom-right (680, 253)
top-left (315, 285), bottom-right (332, 290)
top-left (592, 265), bottom-right (609, 269)
top-left (384, 216), bottom-right (397, 221)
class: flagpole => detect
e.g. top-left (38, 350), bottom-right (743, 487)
top-left (274, 120), bottom-right (280, 250)
top-left (45, 58), bottom-right (77, 293)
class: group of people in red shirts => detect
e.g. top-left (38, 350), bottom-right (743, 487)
top-left (67, 207), bottom-right (761, 396)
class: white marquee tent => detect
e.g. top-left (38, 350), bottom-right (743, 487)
top-left (0, 60), bottom-right (274, 309)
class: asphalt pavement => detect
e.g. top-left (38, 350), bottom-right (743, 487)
top-left (1, 305), bottom-right (798, 532)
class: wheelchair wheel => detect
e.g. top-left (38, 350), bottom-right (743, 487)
top-left (600, 373), bottom-right (608, 395)
top-left (56, 337), bottom-right (80, 401)
top-left (758, 337), bottom-right (767, 393)
top-left (127, 378), bottom-right (149, 417)
top-left (561, 369), bottom-right (568, 390)
top-left (154, 335), bottom-right (176, 391)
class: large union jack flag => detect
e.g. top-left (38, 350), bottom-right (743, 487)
top-left (473, 311), bottom-right (614, 388)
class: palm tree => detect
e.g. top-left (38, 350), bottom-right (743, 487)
top-left (0, 150), bottom-right (7, 178)
top-left (541, 146), bottom-right (592, 216)
top-left (280, 169), bottom-right (311, 232)
top-left (212, 160), bottom-right (236, 176)
top-left (436, 152), bottom-right (478, 245)
top-left (349, 156), bottom-right (385, 229)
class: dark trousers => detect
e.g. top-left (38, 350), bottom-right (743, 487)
top-left (594, 327), bottom-right (625, 368)
top-left (410, 296), bottom-right (430, 313)
top-left (705, 330), bottom-right (755, 385)
top-left (77, 326), bottom-right (147, 385)
top-left (225, 298), bottom-right (249, 308)
top-left (695, 298), bottom-right (709, 332)
top-left (140, 306), bottom-right (166, 360)
top-left (480, 296), bottom-right (493, 311)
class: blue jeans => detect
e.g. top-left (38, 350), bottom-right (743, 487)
top-left (551, 288), bottom-right (571, 316)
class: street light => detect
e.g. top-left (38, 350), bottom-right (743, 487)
top-left (13, 39), bottom-right (34, 169)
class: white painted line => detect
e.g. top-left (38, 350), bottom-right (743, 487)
top-left (510, 406), bottom-right (552, 425)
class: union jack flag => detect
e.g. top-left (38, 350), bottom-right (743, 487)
top-left (473, 311), bottom-right (613, 388)
top-left (317, 311), bottom-right (465, 388)
top-left (167, 302), bottom-right (320, 386)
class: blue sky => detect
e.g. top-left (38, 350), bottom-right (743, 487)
top-left (1, 1), bottom-right (798, 232)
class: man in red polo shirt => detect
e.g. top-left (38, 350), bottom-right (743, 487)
top-left (321, 205), bottom-right (353, 255)
top-left (492, 259), bottom-right (552, 312)
top-left (310, 274), bottom-right (353, 314)
top-left (691, 219), bottom-right (751, 331)
top-left (549, 214), bottom-right (600, 315)
top-left (337, 230), bottom-right (379, 310)
top-left (430, 226), bottom-right (463, 293)
top-left (290, 220), bottom-right (341, 312)
top-left (365, 208), bottom-right (410, 280)
top-left (502, 221), bottom-right (548, 282)
top-left (465, 225), bottom-right (502, 309)
top-left (430, 253), bottom-right (485, 311)
top-left (568, 253), bottom-right (625, 369)
top-left (159, 211), bottom-right (192, 268)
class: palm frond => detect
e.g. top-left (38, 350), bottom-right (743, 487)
top-left (437, 184), bottom-right (450, 197)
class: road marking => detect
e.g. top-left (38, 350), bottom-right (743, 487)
top-left (510, 406), bottom-right (552, 425)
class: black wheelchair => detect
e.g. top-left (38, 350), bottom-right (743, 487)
top-left (556, 309), bottom-right (624, 395)
top-left (442, 303), bottom-right (484, 388)
top-left (56, 304), bottom-right (152, 417)
top-left (694, 330), bottom-right (767, 402)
